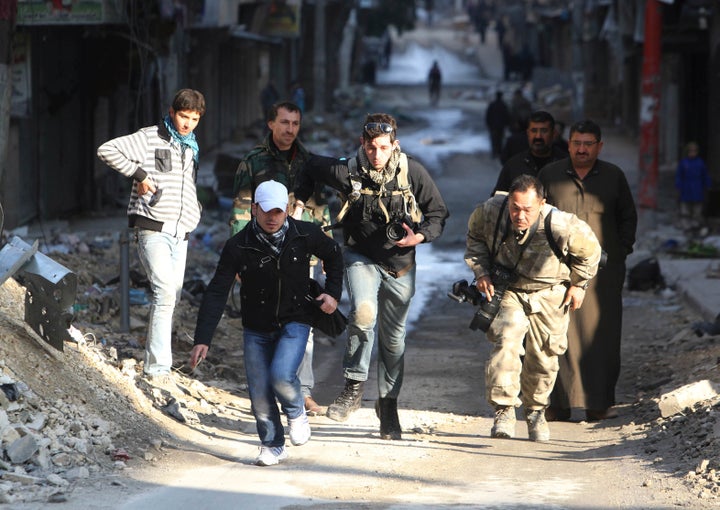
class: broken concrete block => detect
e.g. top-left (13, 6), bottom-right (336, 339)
top-left (6, 434), bottom-right (39, 464)
top-left (658, 380), bottom-right (720, 418)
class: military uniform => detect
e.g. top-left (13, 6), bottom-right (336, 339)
top-left (465, 193), bottom-right (601, 411)
top-left (230, 134), bottom-right (331, 236)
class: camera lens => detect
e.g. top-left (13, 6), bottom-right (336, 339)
top-left (386, 222), bottom-right (407, 242)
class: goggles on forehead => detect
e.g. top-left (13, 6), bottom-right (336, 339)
top-left (364, 122), bottom-right (394, 134)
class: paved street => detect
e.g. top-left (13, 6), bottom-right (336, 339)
top-left (9, 12), bottom-right (719, 510)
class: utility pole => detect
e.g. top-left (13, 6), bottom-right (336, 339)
top-left (313, 0), bottom-right (326, 114)
top-left (0, 1), bottom-right (18, 185)
top-left (638, 0), bottom-right (662, 210)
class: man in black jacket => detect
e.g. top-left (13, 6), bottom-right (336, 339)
top-left (190, 180), bottom-right (343, 466)
top-left (493, 110), bottom-right (568, 194)
top-left (294, 113), bottom-right (449, 440)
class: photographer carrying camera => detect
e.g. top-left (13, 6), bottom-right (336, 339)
top-left (465, 175), bottom-right (601, 442)
top-left (294, 113), bottom-right (449, 440)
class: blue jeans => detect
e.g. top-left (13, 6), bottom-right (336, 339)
top-left (244, 322), bottom-right (310, 447)
top-left (342, 249), bottom-right (416, 398)
top-left (136, 230), bottom-right (188, 376)
top-left (297, 264), bottom-right (318, 397)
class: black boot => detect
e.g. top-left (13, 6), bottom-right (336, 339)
top-left (375, 397), bottom-right (402, 440)
top-left (326, 379), bottom-right (364, 422)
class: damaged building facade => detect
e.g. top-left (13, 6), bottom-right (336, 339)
top-left (508, 0), bottom-right (717, 189)
top-left (1, 0), bottom-right (719, 229)
top-left (1, 0), bottom-right (352, 229)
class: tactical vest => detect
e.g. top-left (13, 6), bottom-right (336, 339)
top-left (333, 153), bottom-right (422, 227)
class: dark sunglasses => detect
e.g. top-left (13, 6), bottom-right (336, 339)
top-left (364, 122), bottom-right (394, 134)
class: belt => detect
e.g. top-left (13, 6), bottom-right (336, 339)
top-left (381, 261), bottom-right (414, 279)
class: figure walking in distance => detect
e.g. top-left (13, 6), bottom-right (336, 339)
top-left (675, 141), bottom-right (711, 230)
top-left (486, 91), bottom-right (511, 159)
top-left (428, 60), bottom-right (442, 106)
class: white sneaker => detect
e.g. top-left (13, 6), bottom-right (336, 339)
top-left (288, 412), bottom-right (311, 446)
top-left (255, 446), bottom-right (288, 466)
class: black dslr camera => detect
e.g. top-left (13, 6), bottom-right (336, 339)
top-left (385, 215), bottom-right (415, 247)
top-left (448, 265), bottom-right (517, 332)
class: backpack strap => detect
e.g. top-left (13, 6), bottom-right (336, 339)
top-left (333, 154), bottom-right (421, 225)
top-left (544, 208), bottom-right (567, 262)
top-left (396, 154), bottom-right (422, 223)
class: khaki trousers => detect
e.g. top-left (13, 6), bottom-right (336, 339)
top-left (485, 284), bottom-right (570, 410)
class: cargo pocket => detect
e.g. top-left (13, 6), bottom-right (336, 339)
top-left (544, 332), bottom-right (567, 356)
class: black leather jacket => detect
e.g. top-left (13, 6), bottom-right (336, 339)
top-left (194, 217), bottom-right (343, 343)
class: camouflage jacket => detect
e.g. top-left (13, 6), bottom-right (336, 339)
top-left (465, 193), bottom-right (601, 291)
top-left (230, 134), bottom-right (330, 235)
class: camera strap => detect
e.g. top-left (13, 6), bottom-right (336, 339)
top-left (491, 195), bottom-right (541, 271)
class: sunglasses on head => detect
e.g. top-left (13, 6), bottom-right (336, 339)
top-left (364, 122), bottom-right (394, 134)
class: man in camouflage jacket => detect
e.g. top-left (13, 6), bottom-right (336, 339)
top-left (230, 101), bottom-right (330, 235)
top-left (465, 175), bottom-right (601, 442)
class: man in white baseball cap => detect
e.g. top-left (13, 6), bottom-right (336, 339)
top-left (254, 179), bottom-right (289, 214)
top-left (190, 179), bottom-right (343, 466)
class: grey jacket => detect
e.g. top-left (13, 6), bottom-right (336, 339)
top-left (97, 121), bottom-right (202, 239)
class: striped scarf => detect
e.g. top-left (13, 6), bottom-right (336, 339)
top-left (252, 218), bottom-right (289, 256)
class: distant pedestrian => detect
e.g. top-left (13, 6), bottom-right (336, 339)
top-left (428, 60), bottom-right (442, 106)
top-left (382, 30), bottom-right (393, 69)
top-left (290, 80), bottom-right (306, 114)
top-left (500, 118), bottom-right (529, 165)
top-left (675, 141), bottom-right (712, 230)
top-left (485, 91), bottom-right (511, 159)
top-left (553, 121), bottom-right (569, 153)
top-left (510, 88), bottom-right (532, 131)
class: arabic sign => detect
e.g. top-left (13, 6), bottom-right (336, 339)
top-left (17, 0), bottom-right (121, 25)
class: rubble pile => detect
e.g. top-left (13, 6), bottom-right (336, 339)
top-left (646, 398), bottom-right (720, 500)
top-left (0, 370), bottom-right (123, 504)
top-left (0, 224), bottom-right (257, 505)
top-left (622, 286), bottom-right (720, 503)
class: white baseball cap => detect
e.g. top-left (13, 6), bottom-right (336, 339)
top-left (254, 180), bottom-right (289, 212)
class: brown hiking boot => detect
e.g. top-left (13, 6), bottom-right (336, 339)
top-left (491, 406), bottom-right (516, 439)
top-left (326, 379), bottom-right (364, 422)
top-left (525, 408), bottom-right (550, 442)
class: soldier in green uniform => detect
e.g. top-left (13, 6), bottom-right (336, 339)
top-left (230, 101), bottom-right (332, 416)
top-left (465, 174), bottom-right (601, 442)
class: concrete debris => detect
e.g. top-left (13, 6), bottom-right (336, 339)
top-left (658, 380), bottom-right (720, 418)
top-left (6, 434), bottom-right (39, 464)
top-left (0, 372), bottom-right (122, 504)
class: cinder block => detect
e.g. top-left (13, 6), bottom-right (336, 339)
top-left (658, 380), bottom-right (720, 418)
